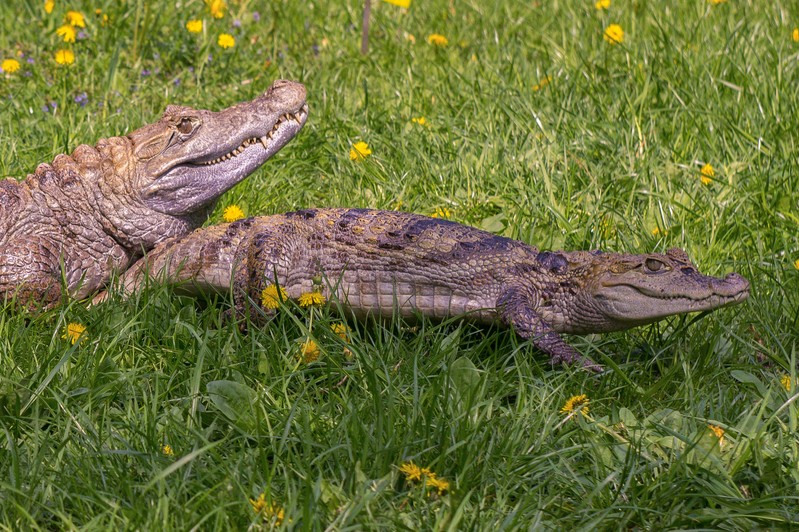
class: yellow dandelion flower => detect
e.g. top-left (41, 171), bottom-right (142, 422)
top-left (384, 0), bottom-right (411, 7)
top-left (399, 462), bottom-right (423, 482)
top-left (604, 24), bottom-right (624, 45)
top-left (56, 24), bottom-right (76, 43)
top-left (63, 322), bottom-right (87, 344)
top-left (208, 0), bottom-right (226, 19)
top-left (595, 0), bottom-right (610, 9)
top-left (560, 394), bottom-right (590, 415)
top-left (411, 116), bottom-right (427, 126)
top-left (533, 75), bottom-right (552, 91)
top-left (426, 475), bottom-right (450, 495)
top-left (349, 141), bottom-right (372, 161)
top-left (186, 19), bottom-right (203, 33)
top-left (249, 493), bottom-right (285, 525)
top-left (161, 444), bottom-right (174, 456)
top-left (700, 163), bottom-right (715, 185)
top-left (708, 424), bottom-right (725, 448)
top-left (781, 374), bottom-right (794, 392)
top-left (298, 291), bottom-right (326, 307)
top-left (261, 284), bottom-right (287, 309)
top-left (218, 33), bottom-right (235, 49)
top-left (430, 207), bottom-right (452, 219)
top-left (300, 339), bottom-right (321, 363)
top-left (708, 0), bottom-right (727, 4)
top-left (45, 0), bottom-right (54, 15)
top-left (794, 258), bottom-right (799, 270)
top-left (331, 323), bottom-right (350, 341)
top-left (427, 33), bottom-right (448, 46)
top-left (793, 28), bottom-right (799, 43)
top-left (55, 49), bottom-right (75, 65)
top-left (223, 204), bottom-right (245, 223)
top-left (1, 59), bottom-right (21, 74)
top-left (65, 10), bottom-right (86, 27)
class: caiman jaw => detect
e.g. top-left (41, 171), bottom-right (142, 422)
top-left (197, 104), bottom-right (308, 166)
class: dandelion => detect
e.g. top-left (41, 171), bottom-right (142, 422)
top-left (186, 19), bottom-right (203, 33)
top-left (261, 284), bottom-right (287, 309)
top-left (249, 493), bottom-right (285, 525)
top-left (708, 424), bottom-right (725, 448)
top-left (708, 0), bottom-right (727, 4)
top-left (595, 0), bottom-right (610, 9)
top-left (222, 204), bottom-right (244, 223)
top-left (161, 444), bottom-right (174, 456)
top-left (399, 462), bottom-right (424, 482)
top-left (781, 374), bottom-right (794, 392)
top-left (426, 476), bottom-right (450, 495)
top-left (794, 258), bottom-right (799, 270)
top-left (44, 0), bottom-right (54, 14)
top-left (532, 75), bottom-right (552, 91)
top-left (411, 116), bottom-right (427, 126)
top-left (208, 0), bottom-right (226, 19)
top-left (603, 24), bottom-right (624, 45)
top-left (300, 339), bottom-right (321, 363)
top-left (793, 28), bottom-right (799, 43)
top-left (430, 207), bottom-right (452, 219)
top-left (65, 10), bottom-right (86, 27)
top-left (384, 0), bottom-right (411, 7)
top-left (63, 322), bottom-right (87, 344)
top-left (700, 163), bottom-right (714, 185)
top-left (298, 291), bottom-right (326, 307)
top-left (560, 394), bottom-right (590, 415)
top-left (56, 24), bottom-right (77, 43)
top-left (55, 49), bottom-right (75, 65)
top-left (1, 59), bottom-right (21, 74)
top-left (427, 33), bottom-right (448, 46)
top-left (331, 323), bottom-right (350, 341)
top-left (349, 141), bottom-right (372, 161)
top-left (217, 33), bottom-right (235, 49)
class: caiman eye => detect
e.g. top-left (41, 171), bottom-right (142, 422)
top-left (645, 258), bottom-right (666, 273)
top-left (177, 117), bottom-right (195, 135)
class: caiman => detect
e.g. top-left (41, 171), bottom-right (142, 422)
top-left (0, 79), bottom-right (307, 307)
top-left (108, 208), bottom-right (750, 371)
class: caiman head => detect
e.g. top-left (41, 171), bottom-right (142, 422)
top-left (535, 248), bottom-right (749, 334)
top-left (128, 79), bottom-right (308, 216)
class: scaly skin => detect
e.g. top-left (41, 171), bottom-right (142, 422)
top-left (0, 80), bottom-right (307, 307)
top-left (111, 208), bottom-right (750, 371)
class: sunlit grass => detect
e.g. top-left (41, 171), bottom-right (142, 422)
top-left (1, 0), bottom-right (798, 528)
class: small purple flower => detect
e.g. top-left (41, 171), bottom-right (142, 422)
top-left (49, 101), bottom-right (58, 110)
top-left (207, 54), bottom-right (213, 63)
top-left (233, 18), bottom-right (241, 28)
top-left (74, 92), bottom-right (88, 107)
top-left (252, 11), bottom-right (260, 22)
top-left (23, 71), bottom-right (32, 77)
top-left (141, 69), bottom-right (151, 77)
top-left (173, 77), bottom-right (181, 86)
top-left (26, 57), bottom-right (34, 64)
top-left (77, 30), bottom-right (87, 40)
top-left (188, 66), bottom-right (195, 73)
top-left (42, 104), bottom-right (50, 114)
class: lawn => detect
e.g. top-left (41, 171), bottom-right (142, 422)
top-left (1, 0), bottom-right (798, 529)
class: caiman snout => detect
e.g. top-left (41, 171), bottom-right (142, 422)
top-left (714, 272), bottom-right (750, 300)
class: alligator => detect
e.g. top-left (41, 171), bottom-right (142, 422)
top-left (107, 208), bottom-right (750, 371)
top-left (0, 79), bottom-right (307, 308)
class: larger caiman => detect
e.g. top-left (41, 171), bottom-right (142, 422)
top-left (0, 80), bottom-right (307, 307)
top-left (106, 208), bottom-right (750, 371)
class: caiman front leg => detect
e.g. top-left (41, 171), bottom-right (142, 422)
top-left (496, 288), bottom-right (603, 372)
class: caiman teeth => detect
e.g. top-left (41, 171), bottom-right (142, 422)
top-left (199, 104), bottom-right (306, 165)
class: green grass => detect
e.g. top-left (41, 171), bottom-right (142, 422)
top-left (2, 0), bottom-right (799, 528)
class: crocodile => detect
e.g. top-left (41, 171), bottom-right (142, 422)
top-left (0, 79), bottom-right (307, 308)
top-left (108, 208), bottom-right (750, 371)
